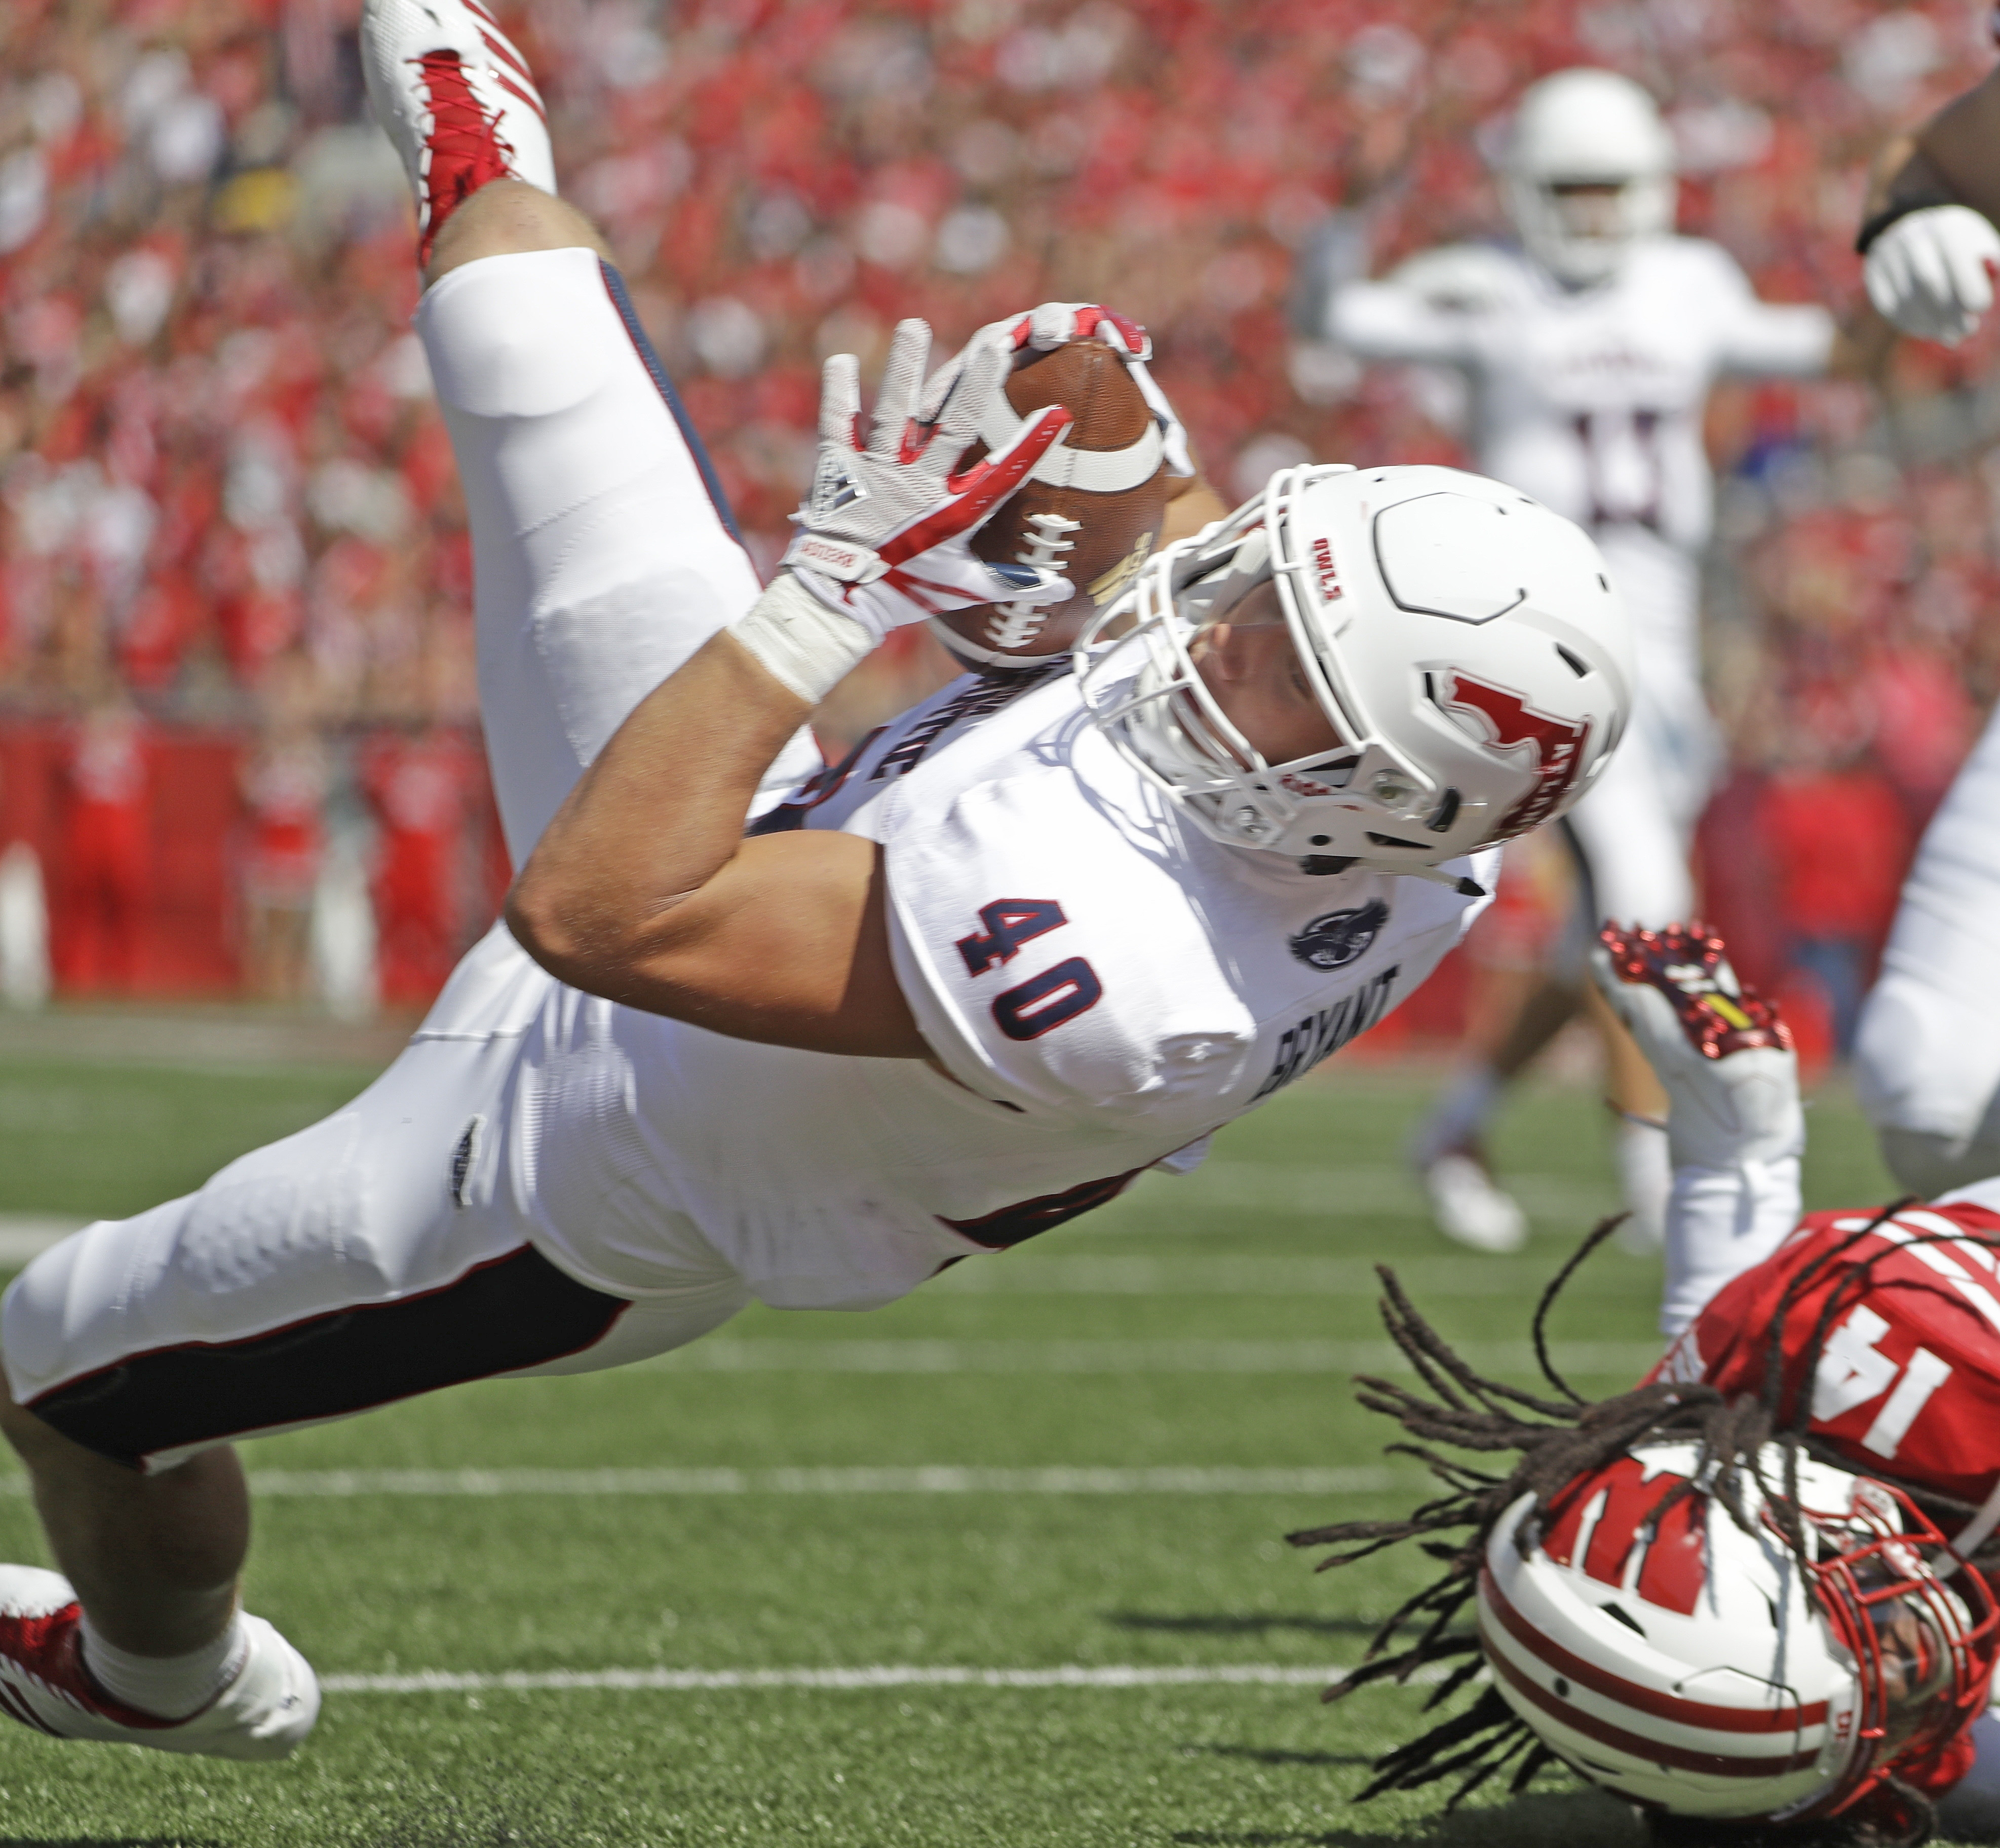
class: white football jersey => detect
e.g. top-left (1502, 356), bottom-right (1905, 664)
top-left (1328, 237), bottom-right (1832, 661)
top-left (473, 666), bottom-right (1494, 1313)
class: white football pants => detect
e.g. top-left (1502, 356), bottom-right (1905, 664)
top-left (1554, 533), bottom-right (1712, 942)
top-left (2, 248), bottom-right (820, 1467)
top-left (1856, 700), bottom-right (2000, 1195)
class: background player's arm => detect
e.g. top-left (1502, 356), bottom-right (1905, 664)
top-left (1859, 68), bottom-right (2000, 345)
top-left (506, 634), bottom-right (926, 1059)
top-left (1319, 245), bottom-right (1508, 364)
top-left (1869, 66), bottom-right (2000, 228)
top-left (1827, 301), bottom-right (1901, 379)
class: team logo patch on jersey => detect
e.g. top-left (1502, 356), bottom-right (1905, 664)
top-left (1289, 899), bottom-right (1389, 970)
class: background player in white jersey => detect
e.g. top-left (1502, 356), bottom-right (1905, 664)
top-left (0, 0), bottom-right (1635, 1766)
top-left (1311, 68), bottom-right (1889, 1255)
top-left (1846, 53), bottom-right (2000, 1202)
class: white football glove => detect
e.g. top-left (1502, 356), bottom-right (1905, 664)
top-left (927, 301), bottom-right (1196, 479)
top-left (1865, 204), bottom-right (2000, 347)
top-left (729, 317), bottom-right (1075, 705)
top-left (1590, 923), bottom-right (1804, 1173)
top-left (783, 316), bottom-right (1076, 634)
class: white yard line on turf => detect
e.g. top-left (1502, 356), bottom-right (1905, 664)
top-left (932, 1254), bottom-right (1607, 1295)
top-left (322, 1664), bottom-right (1352, 1694)
top-left (1110, 1163), bottom-right (1616, 1225)
top-left (645, 1338), bottom-right (1662, 1375)
top-left (261, 1465), bottom-right (1412, 1496)
top-left (0, 1465), bottom-right (1418, 1497)
top-left (928, 1256), bottom-right (1504, 1296)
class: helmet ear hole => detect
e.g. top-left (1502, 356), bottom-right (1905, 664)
top-left (1601, 1601), bottom-right (1646, 1637)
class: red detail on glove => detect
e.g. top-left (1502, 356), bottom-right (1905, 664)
top-left (1071, 305), bottom-right (1150, 356)
top-left (873, 403), bottom-right (1074, 571)
top-left (1598, 921), bottom-right (1795, 1059)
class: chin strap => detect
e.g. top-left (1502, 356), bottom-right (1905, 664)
top-left (1296, 856), bottom-right (1485, 899)
top-left (1402, 862), bottom-right (1486, 898)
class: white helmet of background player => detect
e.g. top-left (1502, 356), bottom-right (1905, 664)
top-left (1075, 463), bottom-right (1633, 880)
top-left (1482, 1440), bottom-right (1997, 1823)
top-left (1503, 67), bottom-right (1676, 287)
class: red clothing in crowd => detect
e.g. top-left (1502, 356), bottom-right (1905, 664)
top-left (240, 741), bottom-right (327, 912)
top-left (361, 731), bottom-right (475, 1008)
top-left (1755, 766), bottom-right (1910, 943)
top-left (60, 714), bottom-right (147, 992)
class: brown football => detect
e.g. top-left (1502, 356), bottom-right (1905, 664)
top-left (933, 337), bottom-right (1172, 669)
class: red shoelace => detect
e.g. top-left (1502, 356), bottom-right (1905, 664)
top-left (413, 51), bottom-right (518, 264)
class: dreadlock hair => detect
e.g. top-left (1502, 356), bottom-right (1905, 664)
top-left (1286, 1195), bottom-right (1996, 1847)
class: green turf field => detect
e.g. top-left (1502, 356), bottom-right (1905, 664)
top-left (0, 1049), bottom-right (1922, 1845)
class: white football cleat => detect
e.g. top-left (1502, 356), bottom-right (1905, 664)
top-left (0, 1566), bottom-right (318, 1759)
top-left (360, 0), bottom-right (557, 264)
top-left (1591, 921), bottom-right (1804, 1173)
top-left (1420, 1150), bottom-right (1528, 1254)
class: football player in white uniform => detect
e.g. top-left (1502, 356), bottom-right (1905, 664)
top-left (1848, 55), bottom-right (2000, 1201)
top-left (0, 0), bottom-right (1634, 1764)
top-left (1313, 68), bottom-right (1887, 1255)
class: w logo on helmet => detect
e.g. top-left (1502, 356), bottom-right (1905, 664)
top-left (1440, 672), bottom-right (1591, 840)
top-left (1537, 1452), bottom-right (1708, 1615)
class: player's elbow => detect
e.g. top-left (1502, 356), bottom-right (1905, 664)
top-left (505, 868), bottom-right (691, 1001)
top-left (504, 870), bottom-right (600, 986)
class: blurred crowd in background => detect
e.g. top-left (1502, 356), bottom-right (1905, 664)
top-left (0, 0), bottom-right (1994, 1039)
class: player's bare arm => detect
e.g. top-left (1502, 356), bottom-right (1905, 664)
top-left (1859, 64), bottom-right (2000, 345)
top-left (508, 587), bottom-right (1348, 1054)
top-left (506, 635), bottom-right (922, 1057)
top-left (1868, 64), bottom-right (2000, 228)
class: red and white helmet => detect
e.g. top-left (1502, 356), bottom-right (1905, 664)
top-left (1480, 1440), bottom-right (1998, 1823)
top-left (1074, 463), bottom-right (1633, 877)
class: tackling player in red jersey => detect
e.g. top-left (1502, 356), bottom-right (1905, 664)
top-left (1296, 923), bottom-right (2000, 1846)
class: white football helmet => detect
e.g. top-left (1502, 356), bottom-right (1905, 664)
top-left (1074, 463), bottom-right (1633, 879)
top-left (1481, 1440), bottom-right (1998, 1824)
top-left (1503, 68), bottom-right (1676, 288)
